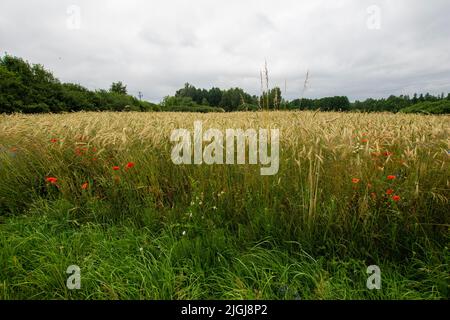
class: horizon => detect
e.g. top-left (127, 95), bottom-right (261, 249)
top-left (1, 0), bottom-right (450, 103)
top-left (3, 52), bottom-right (449, 105)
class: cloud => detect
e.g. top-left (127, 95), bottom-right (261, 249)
top-left (1, 0), bottom-right (449, 102)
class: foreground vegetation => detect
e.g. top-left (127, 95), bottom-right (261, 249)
top-left (0, 111), bottom-right (448, 299)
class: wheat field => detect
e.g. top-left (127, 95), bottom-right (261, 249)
top-left (0, 111), bottom-right (448, 299)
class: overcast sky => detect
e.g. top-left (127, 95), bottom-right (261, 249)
top-left (1, 0), bottom-right (449, 102)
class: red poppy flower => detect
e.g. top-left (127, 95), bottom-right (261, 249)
top-left (361, 139), bottom-right (368, 143)
top-left (75, 148), bottom-right (83, 156)
top-left (81, 182), bottom-right (89, 190)
top-left (392, 195), bottom-right (400, 202)
top-left (387, 175), bottom-right (396, 180)
top-left (386, 189), bottom-right (394, 195)
top-left (126, 162), bottom-right (135, 169)
top-left (113, 166), bottom-right (120, 171)
top-left (50, 138), bottom-right (58, 143)
top-left (46, 177), bottom-right (58, 184)
top-left (352, 178), bottom-right (360, 184)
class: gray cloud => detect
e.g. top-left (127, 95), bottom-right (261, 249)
top-left (1, 0), bottom-right (449, 102)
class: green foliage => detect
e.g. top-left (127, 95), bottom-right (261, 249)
top-left (139, 100), bottom-right (161, 111)
top-left (207, 87), bottom-right (223, 107)
top-left (400, 100), bottom-right (450, 114)
top-left (23, 103), bottom-right (51, 114)
top-left (0, 66), bottom-right (26, 113)
top-left (2, 54), bottom-right (449, 114)
top-left (175, 83), bottom-right (259, 111)
top-left (163, 105), bottom-right (224, 113)
top-left (352, 94), bottom-right (449, 113)
top-left (110, 81), bottom-right (127, 95)
top-left (162, 95), bottom-right (198, 107)
top-left (0, 55), bottom-right (152, 114)
top-left (1, 210), bottom-right (447, 299)
top-left (289, 96), bottom-right (350, 111)
top-left (289, 94), bottom-right (449, 114)
top-left (237, 103), bottom-right (260, 111)
top-left (161, 95), bottom-right (224, 112)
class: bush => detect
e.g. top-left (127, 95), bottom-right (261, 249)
top-left (0, 55), bottom-right (153, 114)
top-left (23, 103), bottom-right (50, 114)
top-left (162, 105), bottom-right (224, 113)
top-left (238, 103), bottom-right (260, 111)
top-left (400, 100), bottom-right (450, 114)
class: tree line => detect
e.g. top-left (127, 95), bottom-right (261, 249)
top-left (0, 55), bottom-right (158, 114)
top-left (1, 54), bottom-right (449, 114)
top-left (169, 83), bottom-right (449, 114)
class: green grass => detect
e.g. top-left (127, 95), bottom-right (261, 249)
top-left (0, 198), bottom-right (448, 300)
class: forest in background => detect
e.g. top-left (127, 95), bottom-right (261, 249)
top-left (1, 54), bottom-right (449, 114)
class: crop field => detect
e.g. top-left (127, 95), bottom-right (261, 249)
top-left (0, 111), bottom-right (448, 299)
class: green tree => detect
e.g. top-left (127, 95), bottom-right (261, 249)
top-left (0, 65), bottom-right (25, 113)
top-left (207, 87), bottom-right (222, 107)
top-left (110, 81), bottom-right (127, 95)
top-left (268, 87), bottom-right (282, 109)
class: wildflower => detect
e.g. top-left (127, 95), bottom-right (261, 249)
top-left (125, 162), bottom-right (135, 170)
top-left (81, 182), bottom-right (89, 190)
top-left (383, 151), bottom-right (393, 157)
top-left (50, 138), bottom-right (58, 143)
top-left (392, 195), bottom-right (401, 202)
top-left (352, 178), bottom-right (360, 184)
top-left (387, 175), bottom-right (396, 180)
top-left (46, 177), bottom-right (58, 184)
top-left (182, 231), bottom-right (186, 236)
top-left (113, 166), bottom-right (120, 171)
top-left (361, 139), bottom-right (368, 143)
top-left (139, 247), bottom-right (143, 252)
top-left (386, 189), bottom-right (394, 195)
